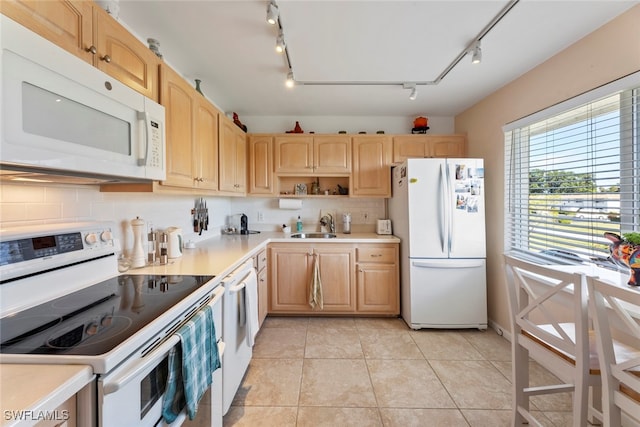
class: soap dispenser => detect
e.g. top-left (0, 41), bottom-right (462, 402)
top-left (296, 216), bottom-right (303, 232)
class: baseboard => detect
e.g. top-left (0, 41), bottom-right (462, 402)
top-left (488, 319), bottom-right (512, 342)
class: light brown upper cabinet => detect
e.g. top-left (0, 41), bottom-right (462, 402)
top-left (248, 135), bottom-right (275, 196)
top-left (159, 64), bottom-right (195, 189)
top-left (351, 135), bottom-right (393, 197)
top-left (92, 6), bottom-right (159, 100)
top-left (1, 0), bottom-right (93, 61)
top-left (393, 135), bottom-right (467, 163)
top-left (219, 116), bottom-right (247, 195)
top-left (193, 96), bottom-right (220, 191)
top-left (2, 0), bottom-right (159, 100)
top-left (158, 64), bottom-right (219, 191)
top-left (274, 135), bottom-right (351, 175)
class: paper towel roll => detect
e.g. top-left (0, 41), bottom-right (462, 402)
top-left (279, 198), bottom-right (302, 210)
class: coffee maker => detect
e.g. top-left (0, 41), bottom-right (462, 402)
top-left (240, 213), bottom-right (249, 234)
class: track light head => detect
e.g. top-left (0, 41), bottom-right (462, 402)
top-left (403, 83), bottom-right (417, 101)
top-left (471, 41), bottom-right (482, 64)
top-left (285, 71), bottom-right (295, 88)
top-left (409, 86), bottom-right (417, 101)
top-left (275, 30), bottom-right (286, 53)
top-left (266, 1), bottom-right (279, 25)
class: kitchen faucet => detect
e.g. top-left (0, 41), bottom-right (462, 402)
top-left (320, 213), bottom-right (335, 233)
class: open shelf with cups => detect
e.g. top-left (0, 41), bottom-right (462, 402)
top-left (277, 176), bottom-right (350, 198)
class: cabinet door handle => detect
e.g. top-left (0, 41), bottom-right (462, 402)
top-left (101, 54), bottom-right (112, 63)
top-left (86, 45), bottom-right (97, 54)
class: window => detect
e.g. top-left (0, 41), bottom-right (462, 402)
top-left (504, 73), bottom-right (639, 268)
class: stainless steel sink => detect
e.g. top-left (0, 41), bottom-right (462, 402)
top-left (290, 232), bottom-right (337, 239)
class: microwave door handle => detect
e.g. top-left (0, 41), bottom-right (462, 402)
top-left (137, 111), bottom-right (150, 166)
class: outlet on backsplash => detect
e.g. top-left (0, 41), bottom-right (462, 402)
top-left (361, 212), bottom-right (369, 223)
top-left (257, 211), bottom-right (264, 222)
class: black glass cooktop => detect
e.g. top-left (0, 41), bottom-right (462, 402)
top-left (0, 274), bottom-right (214, 356)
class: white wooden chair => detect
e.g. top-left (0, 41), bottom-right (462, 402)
top-left (588, 276), bottom-right (640, 427)
top-left (504, 254), bottom-right (602, 426)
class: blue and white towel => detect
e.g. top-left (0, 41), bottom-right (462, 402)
top-left (162, 304), bottom-right (221, 423)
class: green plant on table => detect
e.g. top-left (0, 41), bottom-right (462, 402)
top-left (623, 232), bottom-right (640, 246)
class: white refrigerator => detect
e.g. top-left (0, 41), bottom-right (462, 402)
top-left (389, 158), bottom-right (487, 330)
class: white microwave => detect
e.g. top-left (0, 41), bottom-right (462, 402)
top-left (0, 16), bottom-right (166, 183)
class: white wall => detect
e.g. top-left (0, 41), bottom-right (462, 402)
top-left (0, 182), bottom-right (231, 257)
top-left (455, 5), bottom-right (640, 331)
top-left (231, 197), bottom-right (385, 233)
top-left (239, 115), bottom-right (454, 135)
top-left (0, 182), bottom-right (384, 255)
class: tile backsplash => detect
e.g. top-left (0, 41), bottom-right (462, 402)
top-left (0, 182), bottom-right (386, 253)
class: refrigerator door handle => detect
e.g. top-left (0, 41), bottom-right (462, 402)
top-left (445, 162), bottom-right (454, 254)
top-left (412, 260), bottom-right (485, 269)
top-left (439, 163), bottom-right (447, 253)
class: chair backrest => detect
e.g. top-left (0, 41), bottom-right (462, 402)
top-left (504, 254), bottom-right (589, 363)
top-left (588, 276), bottom-right (640, 416)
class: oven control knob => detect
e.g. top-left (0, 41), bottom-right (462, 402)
top-left (101, 315), bottom-right (113, 327)
top-left (101, 230), bottom-right (113, 242)
top-left (86, 322), bottom-right (99, 335)
top-left (85, 233), bottom-right (98, 245)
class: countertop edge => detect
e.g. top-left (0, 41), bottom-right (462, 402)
top-left (1, 364), bottom-right (94, 427)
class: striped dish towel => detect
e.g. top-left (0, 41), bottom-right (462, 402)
top-left (162, 304), bottom-right (221, 423)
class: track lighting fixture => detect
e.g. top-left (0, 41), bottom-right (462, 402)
top-left (275, 30), bottom-right (286, 53)
top-left (266, 1), bottom-right (279, 25)
top-left (403, 83), bottom-right (417, 100)
top-left (285, 71), bottom-right (295, 88)
top-left (470, 41), bottom-right (482, 64)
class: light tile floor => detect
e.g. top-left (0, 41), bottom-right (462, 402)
top-left (223, 317), bottom-right (574, 427)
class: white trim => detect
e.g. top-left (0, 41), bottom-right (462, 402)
top-left (503, 71), bottom-right (640, 132)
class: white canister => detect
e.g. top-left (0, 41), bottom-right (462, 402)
top-left (166, 227), bottom-right (183, 258)
top-left (342, 213), bottom-right (351, 234)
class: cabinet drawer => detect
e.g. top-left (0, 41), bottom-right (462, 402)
top-left (356, 247), bottom-right (396, 263)
top-left (256, 248), bottom-right (267, 272)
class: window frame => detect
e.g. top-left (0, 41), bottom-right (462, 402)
top-left (504, 72), bottom-right (640, 267)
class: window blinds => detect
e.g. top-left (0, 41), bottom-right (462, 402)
top-left (504, 75), bottom-right (639, 267)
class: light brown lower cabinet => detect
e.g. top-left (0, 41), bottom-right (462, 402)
top-left (268, 242), bottom-right (399, 316)
top-left (356, 245), bottom-right (399, 314)
top-left (254, 248), bottom-right (268, 327)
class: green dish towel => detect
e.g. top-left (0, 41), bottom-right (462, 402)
top-left (309, 254), bottom-right (324, 310)
top-left (162, 304), bottom-right (221, 423)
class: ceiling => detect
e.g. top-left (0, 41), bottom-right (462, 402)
top-left (117, 0), bottom-right (638, 117)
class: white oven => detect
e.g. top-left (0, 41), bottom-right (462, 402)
top-left (100, 286), bottom-right (224, 427)
top-left (0, 222), bottom-right (223, 427)
top-left (0, 15), bottom-right (166, 183)
top-left (222, 260), bottom-right (258, 414)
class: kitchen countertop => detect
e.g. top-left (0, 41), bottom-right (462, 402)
top-left (0, 364), bottom-right (94, 427)
top-left (0, 232), bottom-right (399, 424)
top-left (131, 231), bottom-right (400, 277)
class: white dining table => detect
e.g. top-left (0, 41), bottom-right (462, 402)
top-left (549, 263), bottom-right (631, 288)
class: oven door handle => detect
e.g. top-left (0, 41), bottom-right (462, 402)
top-left (228, 281), bottom-right (246, 294)
top-left (103, 287), bottom-right (224, 395)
